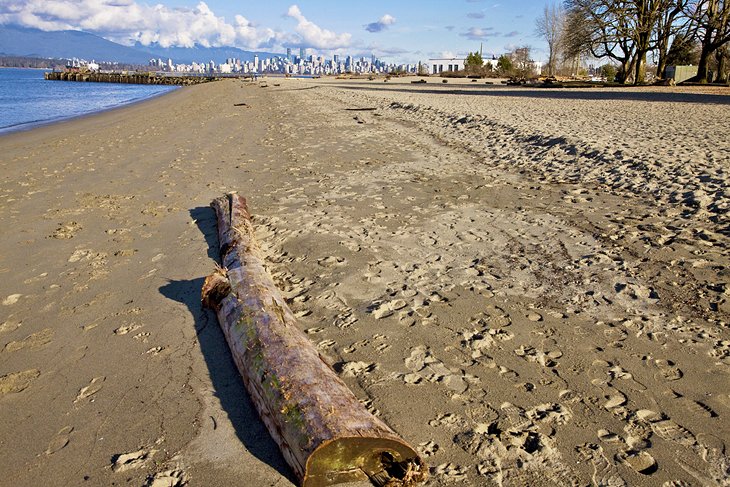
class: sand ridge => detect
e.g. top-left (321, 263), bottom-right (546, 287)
top-left (0, 77), bottom-right (729, 486)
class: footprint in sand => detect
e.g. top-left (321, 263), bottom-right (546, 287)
top-left (133, 332), bottom-right (150, 343)
top-left (50, 221), bottom-right (82, 239)
top-left (603, 390), bottom-right (628, 410)
top-left (431, 463), bottom-right (468, 482)
top-left (340, 361), bottom-right (377, 377)
top-left (651, 419), bottom-right (696, 446)
top-left (0, 321), bottom-right (21, 334)
top-left (111, 448), bottom-right (156, 473)
top-left (428, 413), bottom-right (466, 429)
top-left (403, 372), bottom-right (422, 384)
top-left (316, 339), bottom-right (336, 350)
top-left (145, 469), bottom-right (187, 487)
top-left (623, 421), bottom-right (652, 450)
top-left (0, 369), bottom-right (40, 394)
top-left (74, 377), bottom-right (105, 403)
top-left (654, 359), bottom-right (683, 381)
top-left (405, 345), bottom-right (474, 393)
top-left (576, 443), bottom-right (627, 487)
top-left (114, 323), bottom-right (142, 335)
top-left (616, 449), bottom-right (657, 475)
top-left (145, 347), bottom-right (164, 356)
top-left (3, 328), bottom-right (53, 352)
top-left (2, 294), bottom-right (22, 306)
top-left (417, 441), bottom-right (439, 457)
top-left (45, 426), bottom-right (74, 455)
top-left (317, 256), bottom-right (346, 267)
top-left (499, 402), bottom-right (531, 431)
top-left (597, 429), bottom-right (621, 443)
top-left (679, 397), bottom-right (716, 418)
top-left (371, 298), bottom-right (408, 319)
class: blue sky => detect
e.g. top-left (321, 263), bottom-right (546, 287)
top-left (0, 0), bottom-right (548, 62)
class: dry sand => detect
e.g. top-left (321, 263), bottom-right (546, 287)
top-left (0, 76), bottom-right (728, 487)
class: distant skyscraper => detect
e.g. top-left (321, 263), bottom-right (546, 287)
top-left (299, 47), bottom-right (305, 60)
top-left (286, 48), bottom-right (292, 61)
top-left (333, 54), bottom-right (340, 64)
top-left (254, 55), bottom-right (259, 72)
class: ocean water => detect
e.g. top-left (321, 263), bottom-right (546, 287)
top-left (0, 68), bottom-right (177, 134)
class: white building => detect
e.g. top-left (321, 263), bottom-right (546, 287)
top-left (429, 56), bottom-right (504, 74)
top-left (429, 58), bottom-right (465, 74)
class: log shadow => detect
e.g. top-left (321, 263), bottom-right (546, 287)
top-left (159, 209), bottom-right (293, 483)
top-left (190, 206), bottom-right (219, 260)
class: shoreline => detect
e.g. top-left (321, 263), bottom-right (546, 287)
top-left (0, 69), bottom-right (181, 137)
top-left (0, 82), bottom-right (192, 144)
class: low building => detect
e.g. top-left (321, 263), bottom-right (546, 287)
top-left (429, 56), bottom-right (502, 75)
top-left (665, 65), bottom-right (698, 83)
top-left (429, 58), bottom-right (465, 75)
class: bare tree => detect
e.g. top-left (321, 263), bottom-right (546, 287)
top-left (564, 0), bottom-right (638, 82)
top-left (629, 0), bottom-right (682, 83)
top-left (655, 0), bottom-right (690, 78)
top-left (687, 0), bottom-right (730, 82)
top-left (510, 46), bottom-right (537, 77)
top-left (715, 44), bottom-right (729, 80)
top-left (564, 0), bottom-right (689, 83)
top-left (536, 3), bottom-right (566, 76)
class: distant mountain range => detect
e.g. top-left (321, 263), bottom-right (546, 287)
top-left (0, 24), bottom-right (282, 65)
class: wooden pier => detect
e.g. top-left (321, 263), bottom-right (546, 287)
top-left (44, 71), bottom-right (218, 86)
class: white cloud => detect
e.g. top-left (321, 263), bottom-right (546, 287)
top-left (285, 4), bottom-right (351, 49)
top-left (459, 26), bottom-right (496, 41)
top-left (1, 1), bottom-right (356, 52)
top-left (0, 0), bottom-right (280, 49)
top-left (365, 14), bottom-right (395, 33)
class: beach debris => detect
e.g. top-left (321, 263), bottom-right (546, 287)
top-left (202, 193), bottom-right (427, 487)
top-left (345, 107), bottom-right (378, 111)
top-left (233, 103), bottom-right (249, 107)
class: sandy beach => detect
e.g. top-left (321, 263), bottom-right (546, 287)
top-left (1, 76), bottom-right (729, 486)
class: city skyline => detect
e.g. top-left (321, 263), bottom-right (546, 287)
top-left (0, 0), bottom-right (549, 64)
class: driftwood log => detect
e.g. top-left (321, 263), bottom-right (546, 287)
top-left (201, 193), bottom-right (427, 487)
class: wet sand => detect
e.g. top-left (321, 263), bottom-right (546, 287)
top-left (1, 77), bottom-right (728, 486)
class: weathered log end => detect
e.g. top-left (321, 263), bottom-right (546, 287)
top-left (201, 266), bottom-right (231, 311)
top-left (304, 437), bottom-right (427, 486)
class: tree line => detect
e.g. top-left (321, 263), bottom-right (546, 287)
top-left (461, 48), bottom-right (539, 79)
top-left (536, 0), bottom-right (730, 83)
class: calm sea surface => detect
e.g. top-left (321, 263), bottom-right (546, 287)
top-left (0, 68), bottom-right (177, 134)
